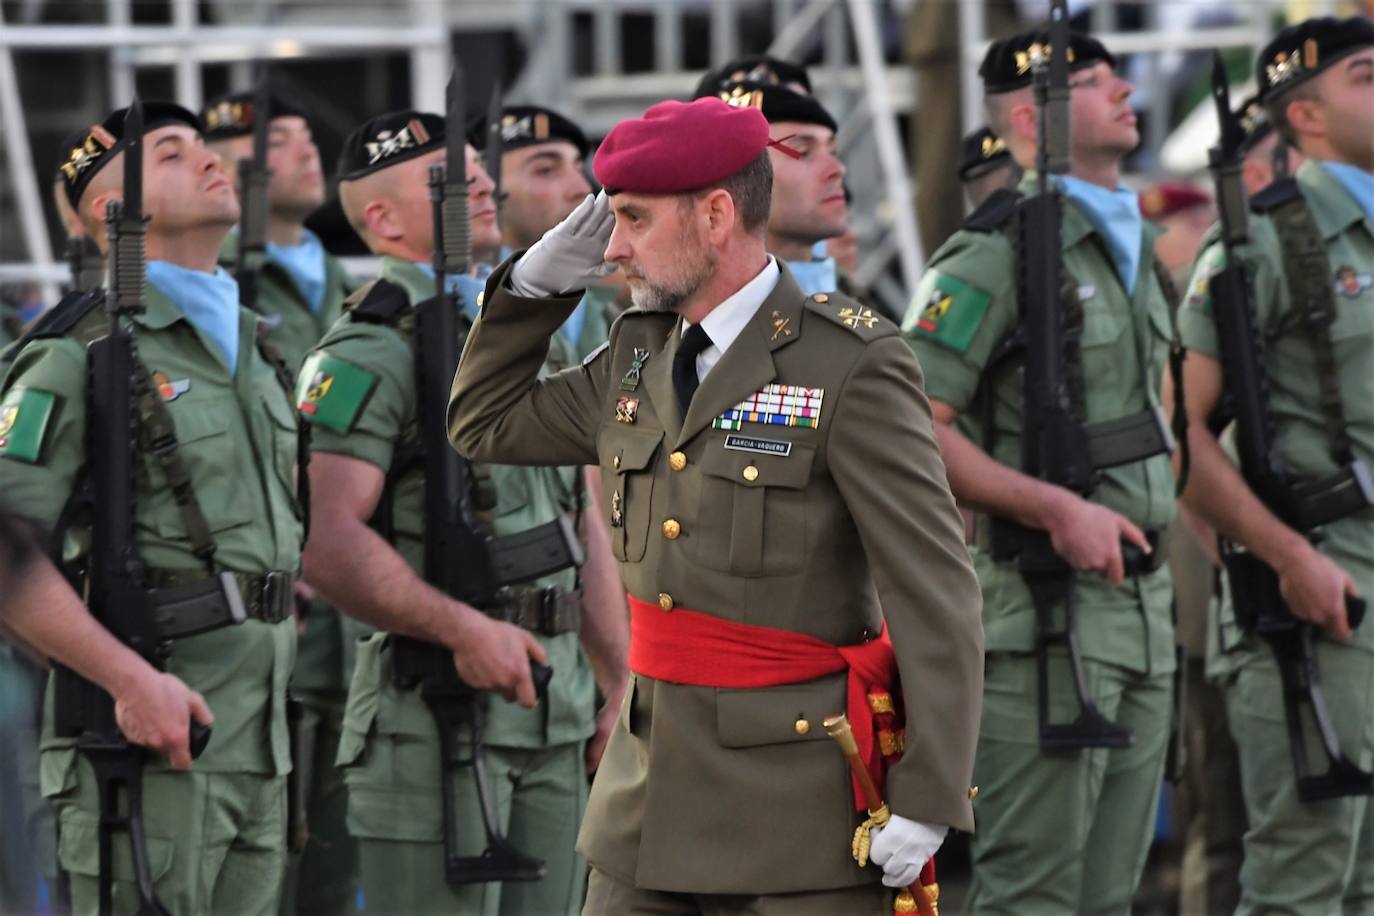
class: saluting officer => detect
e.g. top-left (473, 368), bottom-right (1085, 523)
top-left (0, 102), bottom-right (304, 915)
top-left (297, 110), bottom-right (628, 916)
top-left (903, 28), bottom-right (1179, 914)
top-left (1177, 18), bottom-right (1374, 911)
top-left (449, 96), bottom-right (982, 915)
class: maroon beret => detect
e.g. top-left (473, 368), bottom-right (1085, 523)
top-left (1139, 182), bottom-right (1212, 221)
top-left (594, 97), bottom-right (769, 194)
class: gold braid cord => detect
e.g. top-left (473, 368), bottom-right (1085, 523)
top-left (851, 803), bottom-right (891, 867)
top-left (894, 884), bottom-right (940, 914)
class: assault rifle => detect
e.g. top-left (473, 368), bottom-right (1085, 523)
top-left (1204, 53), bottom-right (1372, 802)
top-left (234, 75), bottom-right (271, 314)
top-left (51, 98), bottom-right (211, 916)
top-left (389, 65), bottom-right (567, 886)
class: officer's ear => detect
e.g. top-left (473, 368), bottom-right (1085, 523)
top-left (82, 188), bottom-right (122, 247)
top-left (362, 198), bottom-right (402, 242)
top-left (699, 187), bottom-right (736, 244)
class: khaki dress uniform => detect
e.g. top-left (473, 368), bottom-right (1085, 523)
top-left (1180, 158), bottom-right (1374, 913)
top-left (904, 172), bottom-right (1178, 914)
top-left (300, 255), bottom-right (598, 916)
top-left (0, 283), bottom-right (303, 916)
top-left (448, 258), bottom-right (983, 913)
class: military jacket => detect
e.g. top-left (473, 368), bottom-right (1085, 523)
top-left (1180, 159), bottom-right (1374, 653)
top-left (218, 233), bottom-right (354, 373)
top-left (903, 174), bottom-right (1178, 675)
top-left (301, 256), bottom-right (595, 749)
top-left (0, 284), bottom-right (302, 778)
top-left (448, 258), bottom-right (983, 895)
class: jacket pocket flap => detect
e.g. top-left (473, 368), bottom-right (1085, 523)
top-left (606, 427), bottom-right (664, 474)
top-left (716, 673), bottom-right (846, 748)
top-left (698, 442), bottom-right (816, 490)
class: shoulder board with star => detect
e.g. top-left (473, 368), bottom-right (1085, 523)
top-left (802, 292), bottom-right (897, 341)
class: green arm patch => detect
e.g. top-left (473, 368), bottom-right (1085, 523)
top-left (296, 351), bottom-right (379, 434)
top-left (0, 386), bottom-right (59, 464)
top-left (908, 271), bottom-right (991, 353)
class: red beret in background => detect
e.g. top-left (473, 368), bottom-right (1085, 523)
top-left (1139, 182), bottom-right (1212, 221)
top-left (594, 97), bottom-right (770, 194)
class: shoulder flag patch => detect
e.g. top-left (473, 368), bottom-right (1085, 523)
top-left (296, 351), bottom-right (379, 434)
top-left (910, 271), bottom-right (990, 353)
top-left (0, 386), bottom-right (59, 464)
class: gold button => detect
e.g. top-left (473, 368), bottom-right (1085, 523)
top-left (794, 718), bottom-right (811, 736)
top-left (813, 293), bottom-right (830, 304)
top-left (669, 451), bottom-right (687, 471)
top-left (742, 465), bottom-right (759, 482)
top-left (968, 786), bottom-right (979, 800)
top-left (612, 455), bottom-right (621, 470)
top-left (662, 518), bottom-right (681, 540)
top-left (658, 593), bottom-right (674, 611)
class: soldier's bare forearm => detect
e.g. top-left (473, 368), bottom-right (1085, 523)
top-left (931, 412), bottom-right (1071, 533)
top-left (4, 551), bottom-right (157, 701)
top-left (1181, 425), bottom-right (1308, 571)
top-left (576, 467), bottom-right (629, 704)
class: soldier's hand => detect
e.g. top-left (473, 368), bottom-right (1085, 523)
top-left (114, 669), bottom-right (214, 770)
top-left (585, 698), bottom-right (620, 774)
top-left (1043, 490), bottom-right (1150, 587)
top-left (509, 190), bottom-right (617, 298)
top-left (869, 815), bottom-right (947, 888)
top-left (1276, 542), bottom-right (1359, 641)
top-left (449, 607), bottom-right (550, 709)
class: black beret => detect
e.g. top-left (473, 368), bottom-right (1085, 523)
top-left (478, 105), bottom-right (589, 158)
top-left (201, 90), bottom-right (310, 141)
top-left (337, 110), bottom-right (446, 182)
top-left (58, 101), bottom-right (203, 208)
top-left (959, 126), bottom-right (1011, 182)
top-left (1234, 93), bottom-right (1275, 156)
top-left (979, 29), bottom-right (1117, 94)
top-left (695, 80), bottom-right (838, 133)
top-left (1256, 16), bottom-right (1374, 103)
top-left (694, 55), bottom-right (814, 97)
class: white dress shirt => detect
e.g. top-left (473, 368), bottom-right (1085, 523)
top-left (683, 256), bottom-right (780, 381)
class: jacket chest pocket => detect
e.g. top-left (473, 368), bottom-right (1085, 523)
top-left (262, 391), bottom-right (303, 519)
top-left (143, 403), bottom-right (253, 538)
top-left (693, 442), bottom-right (815, 577)
top-left (601, 427), bottom-right (663, 563)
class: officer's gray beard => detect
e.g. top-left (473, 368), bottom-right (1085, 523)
top-left (629, 228), bottom-right (719, 313)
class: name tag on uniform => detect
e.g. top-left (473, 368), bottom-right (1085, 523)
top-left (723, 434), bottom-right (792, 457)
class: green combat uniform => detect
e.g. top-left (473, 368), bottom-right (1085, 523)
top-left (904, 171), bottom-right (1178, 914)
top-left (218, 230), bottom-right (360, 916)
top-left (1180, 157), bottom-right (1374, 912)
top-left (300, 256), bottom-right (597, 916)
top-left (0, 280), bottom-right (303, 916)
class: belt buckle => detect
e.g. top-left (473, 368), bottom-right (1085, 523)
top-left (539, 587), bottom-right (559, 635)
top-left (261, 571), bottom-right (288, 623)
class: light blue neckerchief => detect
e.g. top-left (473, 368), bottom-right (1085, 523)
top-left (787, 256), bottom-right (839, 296)
top-left (1058, 174), bottom-right (1145, 297)
top-left (265, 229), bottom-right (328, 314)
top-left (146, 261), bottom-right (241, 375)
top-left (415, 262), bottom-right (486, 320)
top-left (1320, 161), bottom-right (1374, 226)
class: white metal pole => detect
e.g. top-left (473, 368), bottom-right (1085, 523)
top-left (108, 0), bottom-right (134, 106)
top-left (411, 0), bottom-right (447, 114)
top-left (172, 0), bottom-right (201, 110)
top-left (846, 0), bottom-right (923, 294)
top-left (0, 5), bottom-right (58, 306)
top-left (958, 0), bottom-right (987, 136)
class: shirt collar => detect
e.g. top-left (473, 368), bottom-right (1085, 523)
top-left (1306, 159), bottom-right (1374, 236)
top-left (684, 256), bottom-right (781, 354)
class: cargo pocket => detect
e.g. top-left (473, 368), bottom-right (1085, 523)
top-left (58, 811), bottom-right (174, 884)
top-left (39, 744), bottom-right (79, 800)
top-left (336, 632), bottom-right (384, 769)
top-left (715, 672), bottom-right (845, 748)
top-left (694, 443), bottom-right (814, 577)
top-left (600, 427), bottom-right (663, 563)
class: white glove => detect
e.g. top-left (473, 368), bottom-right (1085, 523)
top-left (509, 190), bottom-right (617, 298)
top-left (868, 815), bottom-right (947, 888)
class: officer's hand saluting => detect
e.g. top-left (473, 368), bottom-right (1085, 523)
top-left (509, 190), bottom-right (617, 298)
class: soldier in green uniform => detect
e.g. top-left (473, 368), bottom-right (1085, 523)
top-left (297, 110), bottom-right (628, 916)
top-left (202, 88), bottom-right (361, 916)
top-left (1176, 18), bottom-right (1374, 912)
top-left (694, 56), bottom-right (849, 296)
top-left (903, 29), bottom-right (1178, 914)
top-left (450, 96), bottom-right (982, 916)
top-left (0, 101), bottom-right (304, 915)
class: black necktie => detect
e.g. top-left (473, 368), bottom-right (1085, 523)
top-left (672, 323), bottom-right (712, 414)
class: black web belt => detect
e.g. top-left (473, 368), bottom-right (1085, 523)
top-left (145, 569), bottom-right (295, 640)
top-left (497, 588), bottom-right (582, 637)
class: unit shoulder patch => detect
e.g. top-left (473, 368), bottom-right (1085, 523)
top-left (802, 294), bottom-right (896, 340)
top-left (0, 386), bottom-right (59, 464)
top-left (908, 270), bottom-right (991, 353)
top-left (296, 351), bottom-right (379, 434)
